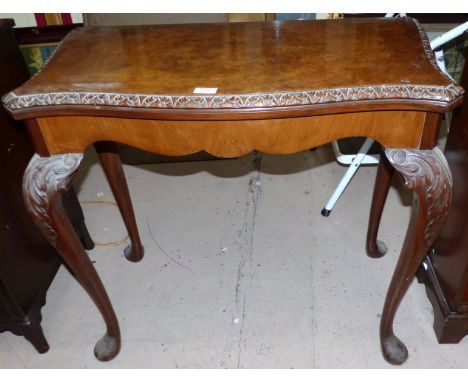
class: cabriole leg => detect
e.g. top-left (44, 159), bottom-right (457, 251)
top-left (380, 147), bottom-right (452, 365)
top-left (94, 142), bottom-right (144, 262)
top-left (23, 153), bottom-right (121, 362)
top-left (366, 151), bottom-right (394, 258)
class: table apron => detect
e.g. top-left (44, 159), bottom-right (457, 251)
top-left (31, 111), bottom-right (431, 157)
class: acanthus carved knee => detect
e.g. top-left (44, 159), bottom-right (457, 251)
top-left (379, 147), bottom-right (453, 365)
top-left (23, 153), bottom-right (83, 246)
top-left (384, 147), bottom-right (452, 247)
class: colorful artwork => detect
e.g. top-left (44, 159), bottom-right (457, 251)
top-left (14, 13), bottom-right (76, 75)
top-left (20, 43), bottom-right (58, 76)
top-left (34, 13), bottom-right (73, 27)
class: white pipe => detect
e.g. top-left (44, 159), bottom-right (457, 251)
top-left (333, 138), bottom-right (379, 165)
top-left (430, 21), bottom-right (468, 50)
top-left (384, 13), bottom-right (406, 18)
top-left (322, 138), bottom-right (378, 215)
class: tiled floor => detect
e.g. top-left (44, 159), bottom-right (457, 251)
top-left (1, 143), bottom-right (467, 368)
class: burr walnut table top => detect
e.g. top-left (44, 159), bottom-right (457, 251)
top-left (2, 17), bottom-right (464, 120)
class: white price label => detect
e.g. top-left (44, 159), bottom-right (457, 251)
top-left (193, 87), bottom-right (218, 94)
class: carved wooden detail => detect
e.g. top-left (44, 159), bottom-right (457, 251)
top-left (385, 147), bottom-right (452, 246)
top-left (22, 153), bottom-right (83, 245)
top-left (3, 83), bottom-right (462, 113)
top-left (2, 19), bottom-right (463, 113)
top-left (413, 18), bottom-right (456, 84)
top-left (414, 19), bottom-right (441, 68)
top-left (22, 152), bottom-right (121, 362)
top-left (379, 146), bottom-right (453, 365)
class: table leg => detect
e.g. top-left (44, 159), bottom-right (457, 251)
top-left (94, 141), bottom-right (144, 262)
top-left (366, 151), bottom-right (394, 258)
top-left (63, 187), bottom-right (95, 250)
top-left (380, 147), bottom-right (452, 365)
top-left (23, 153), bottom-right (121, 361)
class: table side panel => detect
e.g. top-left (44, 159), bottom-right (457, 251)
top-left (36, 111), bottom-right (426, 157)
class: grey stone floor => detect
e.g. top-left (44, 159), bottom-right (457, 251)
top-left (1, 143), bottom-right (467, 368)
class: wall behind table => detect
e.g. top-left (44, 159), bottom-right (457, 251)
top-left (84, 13), bottom-right (228, 26)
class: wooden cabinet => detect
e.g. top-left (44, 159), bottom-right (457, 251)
top-left (0, 19), bottom-right (93, 353)
top-left (419, 34), bottom-right (468, 343)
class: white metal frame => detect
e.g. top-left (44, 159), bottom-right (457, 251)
top-left (321, 16), bottom-right (468, 217)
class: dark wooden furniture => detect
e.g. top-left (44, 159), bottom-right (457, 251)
top-left (0, 19), bottom-right (93, 353)
top-left (2, 18), bottom-right (464, 365)
top-left (418, 34), bottom-right (468, 343)
top-left (13, 23), bottom-right (83, 45)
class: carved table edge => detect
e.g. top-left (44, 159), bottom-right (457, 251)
top-left (1, 18), bottom-right (463, 113)
top-left (2, 84), bottom-right (463, 113)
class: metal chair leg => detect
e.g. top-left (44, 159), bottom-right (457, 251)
top-left (321, 138), bottom-right (375, 216)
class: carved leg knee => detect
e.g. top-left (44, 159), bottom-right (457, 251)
top-left (379, 147), bottom-right (452, 365)
top-left (23, 153), bottom-right (121, 362)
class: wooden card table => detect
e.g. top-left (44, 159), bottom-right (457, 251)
top-left (2, 18), bottom-right (464, 365)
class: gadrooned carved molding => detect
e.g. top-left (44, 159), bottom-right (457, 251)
top-left (384, 147), bottom-right (452, 246)
top-left (414, 19), bottom-right (442, 71)
top-left (413, 18), bottom-right (458, 84)
top-left (1, 19), bottom-right (463, 112)
top-left (23, 153), bottom-right (83, 245)
top-left (2, 83), bottom-right (463, 112)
